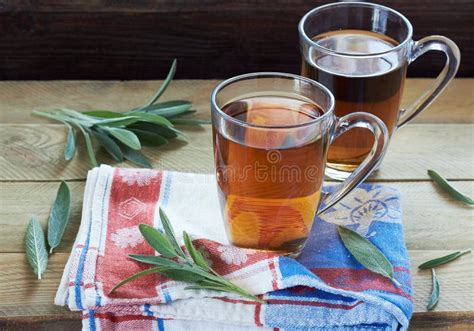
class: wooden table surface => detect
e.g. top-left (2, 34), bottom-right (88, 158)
top-left (0, 79), bottom-right (473, 330)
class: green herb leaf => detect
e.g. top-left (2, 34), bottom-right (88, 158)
top-left (92, 129), bottom-right (123, 162)
top-left (129, 254), bottom-right (181, 267)
top-left (138, 224), bottom-right (176, 258)
top-left (128, 112), bottom-right (173, 127)
top-left (144, 59), bottom-right (177, 107)
top-left (76, 125), bottom-right (98, 167)
top-left (157, 267), bottom-right (207, 282)
top-left (338, 226), bottom-right (399, 286)
top-left (47, 181), bottom-right (72, 253)
top-left (170, 118), bottom-right (211, 125)
top-left (105, 127), bottom-right (141, 150)
top-left (418, 249), bottom-right (471, 269)
top-left (139, 100), bottom-right (192, 117)
top-left (129, 129), bottom-right (168, 146)
top-left (113, 213), bottom-right (264, 303)
top-left (427, 269), bottom-right (440, 310)
top-left (98, 116), bottom-right (140, 127)
top-left (119, 143), bottom-right (152, 168)
top-left (159, 208), bottom-right (186, 258)
top-left (83, 111), bottom-right (124, 118)
top-left (64, 125), bottom-right (76, 161)
top-left (128, 122), bottom-right (178, 139)
top-left (183, 231), bottom-right (209, 270)
top-left (185, 284), bottom-right (229, 292)
top-left (25, 217), bottom-right (49, 280)
top-left (428, 170), bottom-right (474, 206)
top-left (109, 266), bottom-right (166, 294)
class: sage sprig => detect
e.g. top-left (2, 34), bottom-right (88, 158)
top-left (338, 226), bottom-right (400, 287)
top-left (428, 170), bottom-right (474, 206)
top-left (47, 181), bottom-right (72, 253)
top-left (418, 249), bottom-right (471, 269)
top-left (25, 217), bottom-right (49, 280)
top-left (25, 181), bottom-right (73, 278)
top-left (110, 208), bottom-right (264, 303)
top-left (427, 269), bottom-right (440, 310)
top-left (32, 60), bottom-right (209, 169)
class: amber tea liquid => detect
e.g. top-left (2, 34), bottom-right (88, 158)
top-left (302, 29), bottom-right (407, 171)
top-left (214, 96), bottom-right (327, 254)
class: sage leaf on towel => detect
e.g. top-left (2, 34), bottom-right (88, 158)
top-left (427, 269), bottom-right (440, 310)
top-left (338, 226), bottom-right (400, 287)
top-left (183, 231), bottom-right (210, 270)
top-left (418, 249), bottom-right (471, 269)
top-left (138, 224), bottom-right (176, 258)
top-left (159, 208), bottom-right (186, 258)
top-left (111, 208), bottom-right (264, 303)
top-left (25, 217), bottom-right (49, 280)
top-left (47, 181), bottom-right (72, 253)
top-left (428, 170), bottom-right (474, 205)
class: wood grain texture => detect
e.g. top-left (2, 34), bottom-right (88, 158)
top-left (1, 181), bottom-right (472, 254)
top-left (0, 0), bottom-right (472, 79)
top-left (0, 251), bottom-right (472, 320)
top-left (0, 79), bottom-right (472, 125)
top-left (0, 123), bottom-right (472, 181)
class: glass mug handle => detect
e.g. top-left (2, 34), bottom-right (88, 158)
top-left (318, 113), bottom-right (389, 214)
top-left (398, 36), bottom-right (461, 128)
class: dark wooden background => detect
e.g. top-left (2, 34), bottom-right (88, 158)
top-left (0, 0), bottom-right (472, 80)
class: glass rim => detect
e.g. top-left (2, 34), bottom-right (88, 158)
top-left (210, 72), bottom-right (336, 129)
top-left (298, 1), bottom-right (414, 58)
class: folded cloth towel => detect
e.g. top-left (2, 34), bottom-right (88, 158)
top-left (56, 165), bottom-right (413, 330)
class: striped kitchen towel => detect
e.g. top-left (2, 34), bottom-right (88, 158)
top-left (55, 165), bottom-right (413, 330)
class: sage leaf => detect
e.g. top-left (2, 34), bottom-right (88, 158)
top-left (119, 143), bottom-right (152, 168)
top-left (129, 254), bottom-right (181, 267)
top-left (138, 224), bottom-right (176, 258)
top-left (427, 269), bottom-right (440, 310)
top-left (98, 116), bottom-right (140, 127)
top-left (25, 217), bottom-right (49, 279)
top-left (47, 181), bottom-right (72, 253)
top-left (139, 100), bottom-right (192, 117)
top-left (170, 118), bottom-right (211, 125)
top-left (92, 129), bottom-right (123, 162)
top-left (130, 129), bottom-right (168, 146)
top-left (105, 127), bottom-right (141, 150)
top-left (128, 112), bottom-right (173, 127)
top-left (159, 208), bottom-right (186, 258)
top-left (83, 111), bottom-right (124, 118)
top-left (428, 170), bottom-right (474, 206)
top-left (418, 249), bottom-right (471, 269)
top-left (128, 122), bottom-right (178, 139)
top-left (76, 124), bottom-right (98, 167)
top-left (109, 266), bottom-right (166, 294)
top-left (144, 59), bottom-right (177, 107)
top-left (338, 226), bottom-right (399, 286)
top-left (112, 214), bottom-right (264, 303)
top-left (64, 125), bottom-right (76, 161)
top-left (183, 231), bottom-right (209, 270)
top-left (157, 267), bottom-right (207, 282)
top-left (185, 284), bottom-right (228, 292)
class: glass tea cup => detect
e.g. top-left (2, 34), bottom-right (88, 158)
top-left (210, 72), bottom-right (389, 257)
top-left (299, 2), bottom-right (460, 180)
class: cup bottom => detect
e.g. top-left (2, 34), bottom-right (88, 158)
top-left (325, 163), bottom-right (381, 181)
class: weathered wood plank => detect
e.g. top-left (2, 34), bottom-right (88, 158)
top-left (0, 124), bottom-right (472, 181)
top-left (0, 1), bottom-right (472, 79)
top-left (0, 79), bottom-right (472, 124)
top-left (1, 181), bottom-right (472, 254)
top-left (0, 251), bottom-right (471, 318)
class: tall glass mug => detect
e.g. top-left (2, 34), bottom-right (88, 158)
top-left (299, 2), bottom-right (460, 180)
top-left (211, 72), bottom-right (389, 257)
